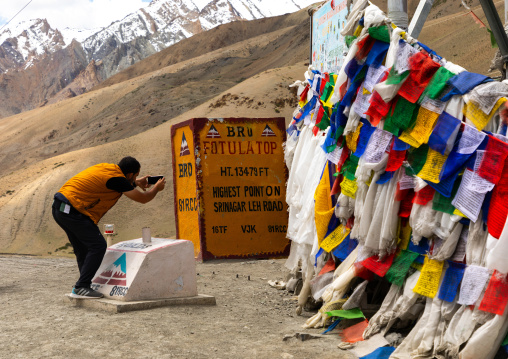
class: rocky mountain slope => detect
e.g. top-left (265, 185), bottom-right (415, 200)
top-left (0, 0), bottom-right (316, 118)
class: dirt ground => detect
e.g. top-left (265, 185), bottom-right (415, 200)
top-left (0, 255), bottom-right (357, 359)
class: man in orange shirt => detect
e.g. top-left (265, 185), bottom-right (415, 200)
top-left (52, 156), bottom-right (166, 299)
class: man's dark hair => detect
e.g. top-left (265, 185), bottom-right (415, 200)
top-left (118, 156), bottom-right (141, 175)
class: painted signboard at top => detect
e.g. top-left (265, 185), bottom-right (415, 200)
top-left (197, 118), bottom-right (289, 259)
top-left (172, 125), bottom-right (200, 257)
top-left (312, 0), bottom-right (349, 74)
top-left (171, 118), bottom-right (289, 260)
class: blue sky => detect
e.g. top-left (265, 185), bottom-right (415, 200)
top-left (0, 0), bottom-right (153, 31)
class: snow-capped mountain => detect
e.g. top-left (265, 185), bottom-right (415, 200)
top-left (0, 0), bottom-right (317, 118)
top-left (0, 0), bottom-right (316, 74)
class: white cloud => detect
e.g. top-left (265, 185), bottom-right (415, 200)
top-left (0, 0), bottom-right (152, 31)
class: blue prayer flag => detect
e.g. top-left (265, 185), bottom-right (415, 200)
top-left (438, 261), bottom-right (466, 302)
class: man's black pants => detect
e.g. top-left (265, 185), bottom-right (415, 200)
top-left (52, 200), bottom-right (107, 289)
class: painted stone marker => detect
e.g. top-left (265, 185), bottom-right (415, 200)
top-left (91, 238), bottom-right (197, 301)
top-left (171, 118), bottom-right (289, 260)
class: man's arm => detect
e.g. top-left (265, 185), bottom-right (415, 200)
top-left (123, 178), bottom-right (166, 204)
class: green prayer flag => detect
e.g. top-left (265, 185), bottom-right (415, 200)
top-left (502, 330), bottom-right (508, 346)
top-left (353, 66), bottom-right (367, 83)
top-left (385, 250), bottom-right (419, 286)
top-left (406, 145), bottom-right (429, 176)
top-left (316, 108), bottom-right (331, 131)
top-left (326, 144), bottom-right (337, 153)
top-left (406, 104), bottom-right (420, 130)
top-left (386, 67), bottom-right (410, 85)
top-left (368, 25), bottom-right (391, 43)
top-left (341, 155), bottom-right (360, 180)
top-left (387, 97), bottom-right (419, 132)
top-left (487, 29), bottom-right (498, 48)
top-left (432, 176), bottom-right (461, 214)
top-left (419, 67), bottom-right (455, 100)
top-left (326, 308), bottom-right (365, 319)
top-left (329, 74), bottom-right (336, 86)
top-left (321, 83), bottom-right (334, 103)
top-left (383, 117), bottom-right (400, 136)
top-left (345, 35), bottom-right (357, 48)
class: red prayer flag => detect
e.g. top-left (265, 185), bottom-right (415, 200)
top-left (479, 271), bottom-right (508, 315)
top-left (398, 52), bottom-right (441, 103)
top-left (488, 157), bottom-right (508, 238)
top-left (386, 142), bottom-right (406, 172)
top-left (468, 11), bottom-right (486, 28)
top-left (361, 252), bottom-right (396, 277)
top-left (339, 81), bottom-right (348, 100)
top-left (355, 36), bottom-right (375, 61)
top-left (413, 186), bottom-right (435, 206)
top-left (478, 135), bottom-right (508, 185)
top-left (300, 85), bottom-right (309, 103)
top-left (318, 257), bottom-right (336, 276)
top-left (340, 319), bottom-right (369, 343)
top-left (320, 74), bottom-right (329, 94)
top-left (354, 262), bottom-right (375, 281)
top-left (398, 193), bottom-right (414, 218)
top-left (337, 143), bottom-right (350, 172)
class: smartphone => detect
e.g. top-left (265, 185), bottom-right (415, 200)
top-left (147, 175), bottom-right (164, 185)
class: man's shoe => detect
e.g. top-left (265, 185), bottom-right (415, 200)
top-left (70, 287), bottom-right (104, 299)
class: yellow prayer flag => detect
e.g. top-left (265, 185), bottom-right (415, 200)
top-left (399, 107), bottom-right (440, 146)
top-left (320, 224), bottom-right (350, 253)
top-left (345, 122), bottom-right (363, 153)
top-left (413, 256), bottom-right (444, 298)
top-left (453, 208), bottom-right (468, 218)
top-left (398, 131), bottom-right (422, 148)
top-left (411, 262), bottom-right (423, 271)
top-left (463, 97), bottom-right (507, 131)
top-left (366, 172), bottom-right (374, 187)
top-left (315, 162), bottom-right (334, 245)
top-left (341, 177), bottom-right (358, 199)
top-left (417, 149), bottom-right (447, 183)
top-left (398, 220), bottom-right (412, 250)
top-left (353, 25), bottom-right (364, 37)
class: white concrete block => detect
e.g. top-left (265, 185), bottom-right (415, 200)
top-left (91, 238), bottom-right (197, 302)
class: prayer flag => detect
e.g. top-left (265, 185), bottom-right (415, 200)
top-left (413, 256), bottom-right (445, 298)
top-left (428, 112), bottom-right (461, 155)
top-left (458, 265), bottom-right (491, 305)
top-left (441, 71), bottom-right (492, 102)
top-left (332, 235), bottom-right (358, 261)
top-left (362, 252), bottom-right (396, 277)
top-left (478, 134), bottom-right (508, 185)
top-left (321, 225), bottom-right (351, 253)
top-left (398, 52), bottom-right (441, 103)
top-left (385, 250), bottom-right (420, 286)
top-left (315, 162), bottom-right (335, 245)
top-left (438, 261), bottom-right (466, 302)
top-left (479, 271), bottom-right (508, 315)
top-left (340, 319), bottom-right (369, 343)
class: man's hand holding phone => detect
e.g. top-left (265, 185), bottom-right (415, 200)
top-left (148, 176), bottom-right (166, 191)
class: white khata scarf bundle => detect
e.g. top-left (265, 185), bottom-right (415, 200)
top-left (281, 0), bottom-right (508, 357)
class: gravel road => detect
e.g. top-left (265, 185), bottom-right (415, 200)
top-left (0, 255), bottom-right (356, 359)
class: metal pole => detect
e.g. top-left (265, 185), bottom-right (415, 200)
top-left (479, 0), bottom-right (508, 76)
top-left (408, 0), bottom-right (435, 38)
top-left (388, 0), bottom-right (409, 30)
top-left (505, 0), bottom-right (508, 24)
top-left (310, 14), bottom-right (313, 64)
top-left (309, 7), bottom-right (314, 65)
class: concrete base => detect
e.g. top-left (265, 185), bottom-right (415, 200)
top-left (64, 294), bottom-right (216, 313)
